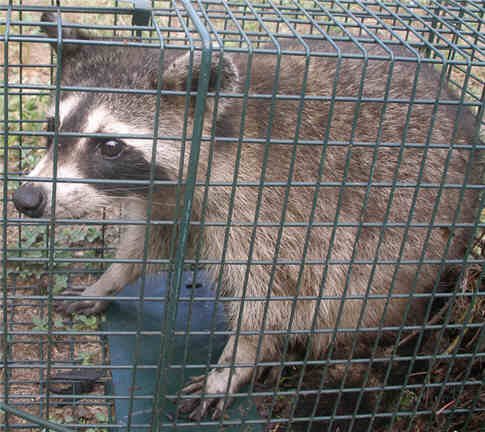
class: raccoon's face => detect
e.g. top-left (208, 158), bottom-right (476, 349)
top-left (14, 92), bottom-right (172, 219)
top-left (13, 13), bottom-right (238, 219)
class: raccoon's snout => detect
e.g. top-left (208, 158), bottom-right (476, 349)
top-left (13, 183), bottom-right (46, 218)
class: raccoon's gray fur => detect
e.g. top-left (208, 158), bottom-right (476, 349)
top-left (13, 12), bottom-right (482, 420)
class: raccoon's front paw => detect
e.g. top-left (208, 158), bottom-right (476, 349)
top-left (177, 371), bottom-right (234, 421)
top-left (55, 286), bottom-right (109, 316)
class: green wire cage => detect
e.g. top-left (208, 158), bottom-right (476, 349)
top-left (1, 1), bottom-right (484, 431)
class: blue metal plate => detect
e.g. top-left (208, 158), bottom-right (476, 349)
top-left (103, 271), bottom-right (263, 431)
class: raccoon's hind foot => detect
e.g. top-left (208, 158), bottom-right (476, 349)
top-left (177, 335), bottom-right (261, 420)
top-left (177, 372), bottom-right (234, 421)
top-left (55, 286), bottom-right (110, 316)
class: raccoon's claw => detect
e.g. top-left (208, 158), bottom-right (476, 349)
top-left (63, 299), bottom-right (108, 316)
top-left (55, 288), bottom-right (108, 316)
top-left (177, 374), bottom-right (232, 421)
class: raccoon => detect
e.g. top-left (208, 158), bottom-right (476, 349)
top-left (13, 12), bottom-right (482, 420)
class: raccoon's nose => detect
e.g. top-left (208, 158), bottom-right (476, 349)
top-left (13, 183), bottom-right (46, 218)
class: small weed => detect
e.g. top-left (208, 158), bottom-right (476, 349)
top-left (73, 314), bottom-right (99, 331)
top-left (32, 316), bottom-right (65, 331)
top-left (77, 351), bottom-right (95, 366)
top-left (7, 225), bottom-right (104, 281)
top-left (19, 225), bottom-right (46, 250)
top-left (399, 389), bottom-right (418, 411)
top-left (62, 415), bottom-right (74, 424)
top-left (53, 317), bottom-right (65, 329)
top-left (86, 227), bottom-right (103, 243)
top-left (32, 316), bottom-right (48, 331)
top-left (95, 412), bottom-right (109, 423)
top-left (40, 414), bottom-right (110, 432)
top-left (80, 412), bottom-right (109, 432)
top-left (40, 417), bottom-right (64, 432)
top-left (53, 274), bottom-right (68, 294)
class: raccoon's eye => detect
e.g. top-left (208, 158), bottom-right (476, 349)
top-left (99, 140), bottom-right (125, 159)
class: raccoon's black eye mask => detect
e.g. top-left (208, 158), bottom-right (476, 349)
top-left (80, 137), bottom-right (171, 197)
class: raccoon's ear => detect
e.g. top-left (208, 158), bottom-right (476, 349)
top-left (160, 51), bottom-right (239, 114)
top-left (41, 12), bottom-right (91, 57)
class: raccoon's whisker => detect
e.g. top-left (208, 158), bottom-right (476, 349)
top-left (84, 191), bottom-right (176, 210)
top-left (123, 198), bottom-right (175, 208)
top-left (93, 186), bottom-right (153, 194)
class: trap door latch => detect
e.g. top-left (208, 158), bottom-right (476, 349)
top-left (124, 0), bottom-right (151, 37)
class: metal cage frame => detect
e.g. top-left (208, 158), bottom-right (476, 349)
top-left (1, 1), bottom-right (484, 431)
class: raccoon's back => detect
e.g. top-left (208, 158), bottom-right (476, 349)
top-left (209, 39), bottom-right (481, 281)
top-left (226, 39), bottom-right (481, 227)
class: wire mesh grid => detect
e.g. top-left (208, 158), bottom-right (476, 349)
top-left (1, 0), bottom-right (484, 431)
